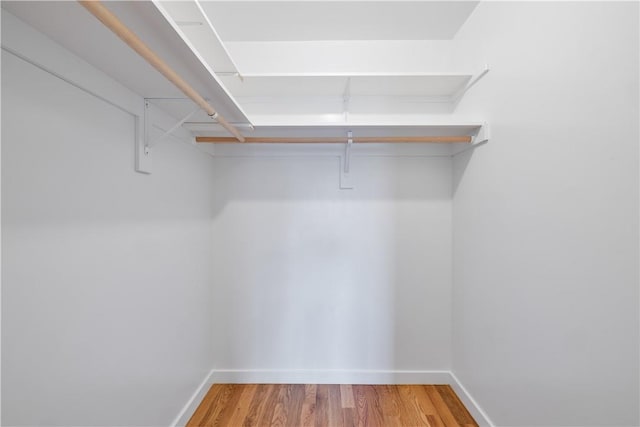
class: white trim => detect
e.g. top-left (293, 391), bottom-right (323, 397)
top-left (209, 369), bottom-right (451, 384)
top-left (449, 371), bottom-right (496, 427)
top-left (170, 369), bottom-right (214, 427)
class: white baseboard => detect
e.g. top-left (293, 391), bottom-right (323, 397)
top-left (210, 369), bottom-right (452, 385)
top-left (171, 369), bottom-right (493, 427)
top-left (170, 369), bottom-right (214, 427)
top-left (449, 371), bottom-right (495, 427)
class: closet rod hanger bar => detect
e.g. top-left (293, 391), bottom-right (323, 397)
top-left (78, 0), bottom-right (245, 142)
top-left (196, 136), bottom-right (472, 144)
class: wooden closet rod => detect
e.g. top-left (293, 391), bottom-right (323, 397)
top-left (196, 136), bottom-right (473, 144)
top-left (79, 1), bottom-right (245, 142)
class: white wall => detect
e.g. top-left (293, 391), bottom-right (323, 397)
top-left (209, 151), bottom-right (453, 379)
top-left (225, 40), bottom-right (484, 74)
top-left (452, 2), bottom-right (639, 426)
top-left (1, 46), bottom-right (214, 425)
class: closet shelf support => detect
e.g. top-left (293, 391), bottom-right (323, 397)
top-left (340, 131), bottom-right (355, 190)
top-left (452, 65), bottom-right (490, 104)
top-left (344, 131), bottom-right (353, 173)
top-left (452, 123), bottom-right (490, 156)
top-left (144, 101), bottom-right (200, 154)
top-left (78, 0), bottom-right (246, 142)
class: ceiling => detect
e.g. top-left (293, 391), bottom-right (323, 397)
top-left (198, 1), bottom-right (479, 42)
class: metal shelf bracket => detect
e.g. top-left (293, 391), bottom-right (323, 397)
top-left (451, 64), bottom-right (490, 105)
top-left (452, 122), bottom-right (490, 157)
top-left (144, 102), bottom-right (201, 154)
top-left (136, 99), bottom-right (199, 174)
top-left (340, 130), bottom-right (354, 190)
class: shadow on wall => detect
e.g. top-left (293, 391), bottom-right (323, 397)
top-left (452, 147), bottom-right (476, 197)
top-left (209, 154), bottom-right (453, 208)
top-left (209, 154), bottom-right (454, 374)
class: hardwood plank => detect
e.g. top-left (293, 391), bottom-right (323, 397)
top-left (429, 414), bottom-right (445, 427)
top-left (342, 407), bottom-right (356, 427)
top-left (271, 383), bottom-right (291, 427)
top-left (340, 384), bottom-right (355, 409)
top-left (352, 385), bottom-right (369, 427)
top-left (186, 384), bottom-right (221, 427)
top-left (211, 384), bottom-right (245, 426)
top-left (362, 385), bottom-right (385, 427)
top-left (286, 384), bottom-right (305, 427)
top-left (243, 384), bottom-right (273, 427)
top-left (411, 385), bottom-right (447, 427)
top-left (259, 384), bottom-right (283, 426)
top-left (315, 384), bottom-right (329, 427)
top-left (437, 385), bottom-right (478, 427)
top-left (327, 384), bottom-right (343, 426)
top-left (300, 384), bottom-right (317, 427)
top-left (189, 384), bottom-right (238, 427)
top-left (224, 384), bottom-right (257, 427)
top-left (378, 385), bottom-right (403, 427)
top-left (396, 385), bottom-right (430, 427)
top-left (425, 385), bottom-right (461, 427)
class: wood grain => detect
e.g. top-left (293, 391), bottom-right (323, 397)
top-left (425, 385), bottom-right (461, 427)
top-left (243, 383), bottom-right (273, 426)
top-left (300, 384), bottom-right (317, 427)
top-left (187, 384), bottom-right (478, 427)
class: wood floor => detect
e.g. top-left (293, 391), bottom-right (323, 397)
top-left (186, 384), bottom-right (478, 427)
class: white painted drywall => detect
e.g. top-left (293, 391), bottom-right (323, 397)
top-left (224, 40), bottom-right (484, 74)
top-left (209, 152), bottom-right (453, 378)
top-left (201, 1), bottom-right (479, 42)
top-left (452, 2), bottom-right (639, 426)
top-left (1, 47), bottom-right (214, 426)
